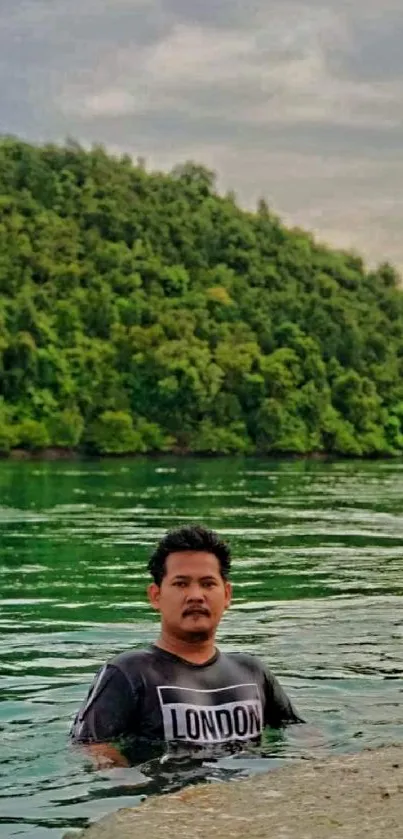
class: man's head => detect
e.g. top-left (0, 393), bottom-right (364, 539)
top-left (147, 525), bottom-right (232, 643)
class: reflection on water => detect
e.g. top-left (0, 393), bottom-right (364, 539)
top-left (1, 457), bottom-right (403, 838)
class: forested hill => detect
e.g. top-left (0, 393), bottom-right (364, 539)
top-left (0, 137), bottom-right (403, 457)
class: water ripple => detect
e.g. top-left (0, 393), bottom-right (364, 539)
top-left (1, 458), bottom-right (403, 837)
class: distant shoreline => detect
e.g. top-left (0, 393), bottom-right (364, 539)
top-left (0, 447), bottom-right (398, 462)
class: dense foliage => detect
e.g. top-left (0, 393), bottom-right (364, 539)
top-left (1, 137), bottom-right (403, 457)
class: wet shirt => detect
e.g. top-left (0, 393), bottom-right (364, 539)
top-left (71, 646), bottom-right (302, 748)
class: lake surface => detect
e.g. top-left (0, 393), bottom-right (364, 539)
top-left (1, 457), bottom-right (403, 838)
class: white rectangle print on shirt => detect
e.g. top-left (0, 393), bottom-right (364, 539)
top-left (157, 683), bottom-right (263, 744)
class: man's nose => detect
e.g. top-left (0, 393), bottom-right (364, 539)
top-left (186, 584), bottom-right (205, 600)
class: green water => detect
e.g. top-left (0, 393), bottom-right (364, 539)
top-left (1, 457), bottom-right (403, 838)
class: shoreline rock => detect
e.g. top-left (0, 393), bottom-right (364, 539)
top-left (65, 745), bottom-right (403, 838)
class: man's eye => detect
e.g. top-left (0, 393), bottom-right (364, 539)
top-left (174, 581), bottom-right (187, 587)
top-left (203, 581), bottom-right (216, 588)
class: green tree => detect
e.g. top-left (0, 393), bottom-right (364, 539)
top-left (89, 411), bottom-right (145, 455)
top-left (0, 136), bottom-right (403, 458)
top-left (15, 418), bottom-right (50, 451)
top-left (47, 407), bottom-right (84, 448)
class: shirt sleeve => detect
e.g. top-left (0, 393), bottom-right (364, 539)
top-left (263, 670), bottom-right (304, 728)
top-left (70, 664), bottom-right (137, 744)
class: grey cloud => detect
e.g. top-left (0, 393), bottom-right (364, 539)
top-left (1, 0), bottom-right (163, 63)
top-left (159, 0), bottom-right (267, 29)
top-left (1, 0), bottom-right (165, 85)
top-left (160, 0), bottom-right (396, 32)
top-left (0, 0), bottom-right (403, 267)
top-left (0, 0), bottom-right (163, 136)
top-left (62, 111), bottom-right (403, 160)
top-left (329, 13), bottom-right (403, 82)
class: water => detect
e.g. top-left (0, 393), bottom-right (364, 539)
top-left (1, 457), bottom-right (403, 838)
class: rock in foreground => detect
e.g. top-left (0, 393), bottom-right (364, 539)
top-left (67, 745), bottom-right (403, 839)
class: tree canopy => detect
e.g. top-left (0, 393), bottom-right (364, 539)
top-left (1, 136), bottom-right (403, 457)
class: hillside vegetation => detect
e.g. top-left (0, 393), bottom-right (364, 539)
top-left (1, 137), bottom-right (403, 457)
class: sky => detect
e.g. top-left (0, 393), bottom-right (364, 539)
top-left (1, 0), bottom-right (403, 269)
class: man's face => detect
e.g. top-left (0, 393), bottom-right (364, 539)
top-left (148, 551), bottom-right (232, 641)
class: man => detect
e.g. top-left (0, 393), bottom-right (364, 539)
top-left (71, 525), bottom-right (303, 766)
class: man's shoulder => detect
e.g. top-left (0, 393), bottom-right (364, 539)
top-left (222, 651), bottom-right (280, 685)
top-left (109, 647), bottom-right (156, 675)
top-left (223, 650), bottom-right (267, 675)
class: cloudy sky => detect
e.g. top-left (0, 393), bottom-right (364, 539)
top-left (1, 0), bottom-right (403, 268)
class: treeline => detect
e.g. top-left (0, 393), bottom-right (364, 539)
top-left (0, 136), bottom-right (403, 457)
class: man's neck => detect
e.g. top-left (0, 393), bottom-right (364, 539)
top-left (155, 632), bottom-right (217, 665)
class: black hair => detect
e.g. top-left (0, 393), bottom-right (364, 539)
top-left (148, 524), bottom-right (231, 586)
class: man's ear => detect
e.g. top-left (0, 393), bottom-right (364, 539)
top-left (224, 581), bottom-right (232, 610)
top-left (148, 582), bottom-right (161, 611)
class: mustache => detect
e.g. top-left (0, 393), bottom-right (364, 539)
top-left (182, 606), bottom-right (211, 617)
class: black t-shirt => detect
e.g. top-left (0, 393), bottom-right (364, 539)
top-left (71, 646), bottom-right (302, 749)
